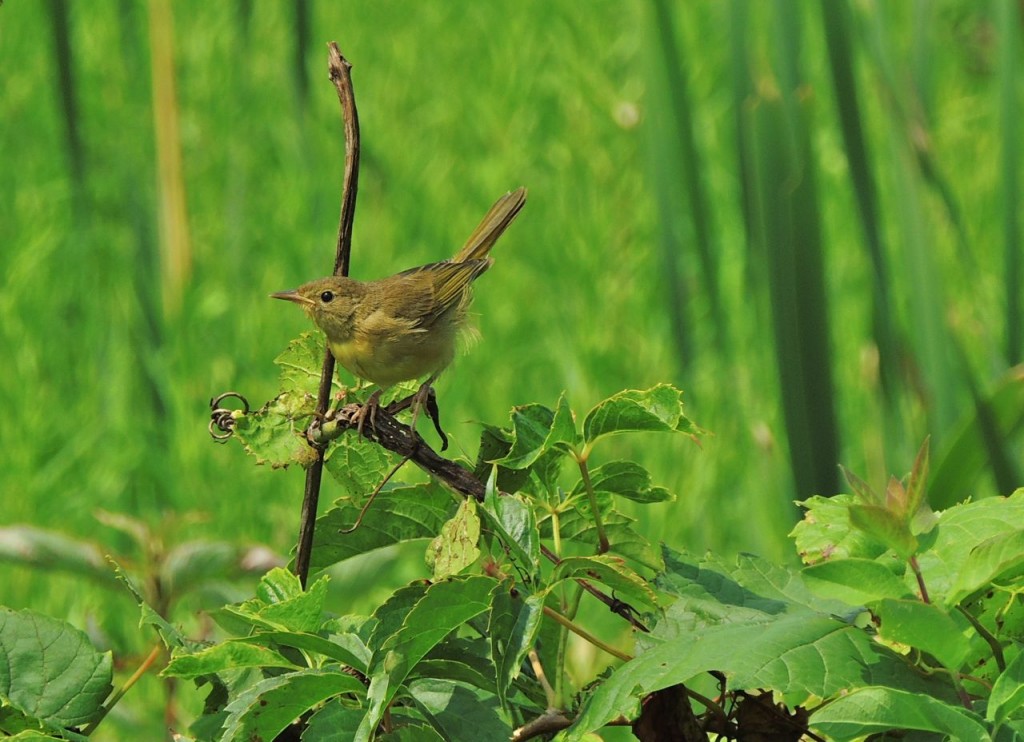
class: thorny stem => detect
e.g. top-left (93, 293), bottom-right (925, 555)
top-left (294, 43), bottom-right (360, 589)
top-left (576, 455), bottom-right (609, 554)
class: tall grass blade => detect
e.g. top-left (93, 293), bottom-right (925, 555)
top-left (147, 0), bottom-right (192, 316)
top-left (649, 0), bottom-right (725, 356)
top-left (292, 0), bottom-right (311, 112)
top-left (744, 66), bottom-right (841, 498)
top-left (46, 0), bottom-right (83, 185)
top-left (998, 0), bottom-right (1022, 363)
top-left (820, 0), bottom-right (899, 398)
top-left (931, 366), bottom-right (1024, 508)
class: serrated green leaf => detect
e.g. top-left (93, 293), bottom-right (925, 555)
top-left (493, 394), bottom-right (579, 471)
top-left (379, 722), bottom-right (446, 742)
top-left (916, 490), bottom-right (1024, 602)
top-left (229, 568), bottom-right (329, 633)
top-left (407, 678), bottom-right (511, 741)
top-left (811, 686), bottom-right (988, 741)
top-left (493, 404), bottom-right (556, 469)
top-left (275, 331), bottom-right (335, 395)
top-left (325, 438), bottom-right (396, 497)
top-left (556, 502), bottom-right (662, 570)
top-left (0, 608), bottom-right (112, 729)
top-left (551, 555), bottom-right (658, 609)
top-left (988, 648), bottom-right (1024, 723)
top-left (358, 576), bottom-right (498, 742)
top-left (489, 585), bottom-right (544, 712)
top-left (650, 548), bottom-right (855, 642)
top-left (582, 385), bottom-right (698, 445)
top-left (563, 613), bottom-right (933, 740)
top-left (572, 460), bottom-right (675, 504)
top-left (163, 640), bottom-right (298, 679)
top-left (232, 391), bottom-right (319, 469)
top-left (481, 474), bottom-right (540, 579)
top-left (420, 637), bottom-right (500, 693)
top-left (848, 503), bottom-right (918, 558)
top-left (802, 558), bottom-right (913, 605)
top-left (220, 669), bottom-right (365, 742)
top-left (875, 598), bottom-right (972, 669)
top-left (947, 528), bottom-right (1024, 606)
top-left (426, 498), bottom-right (481, 579)
top-left (473, 425), bottom-right (532, 495)
top-left (791, 494), bottom-right (887, 564)
top-left (307, 484), bottom-right (456, 574)
top-left (303, 700), bottom-right (366, 742)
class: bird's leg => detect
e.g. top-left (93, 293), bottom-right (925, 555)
top-left (349, 388), bottom-right (382, 440)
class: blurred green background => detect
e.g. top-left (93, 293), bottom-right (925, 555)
top-left (1, 0), bottom-right (1022, 737)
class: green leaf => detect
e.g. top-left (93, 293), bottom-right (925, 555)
top-left (407, 678), bottom-right (511, 741)
top-left (563, 613), bottom-right (924, 739)
top-left (220, 669), bottom-right (365, 742)
top-left (426, 498), bottom-right (481, 579)
top-left (651, 548), bottom-right (854, 641)
top-left (275, 331), bottom-right (333, 394)
top-left (359, 576), bottom-right (498, 742)
top-left (550, 555), bottom-right (658, 609)
top-left (915, 490), bottom-right (1024, 602)
top-left (556, 493), bottom-right (662, 570)
top-left (875, 598), bottom-right (972, 669)
top-left (802, 558), bottom-right (913, 605)
top-left (494, 395), bottom-right (577, 470)
top-left (791, 494), bottom-right (887, 564)
top-left (811, 686), bottom-right (989, 741)
top-left (848, 503), bottom-right (918, 559)
top-left (480, 473), bottom-right (540, 579)
top-left (303, 700), bottom-right (366, 742)
top-left (582, 385), bottom-right (698, 445)
top-left (0, 608), bottom-right (113, 729)
top-left (325, 438), bottom-right (396, 497)
top-left (232, 391), bottom-right (319, 469)
top-left (223, 568), bottom-right (329, 633)
top-left (988, 648), bottom-right (1024, 723)
top-left (572, 460), bottom-right (674, 504)
top-left (473, 425), bottom-right (532, 495)
top-left (947, 528), bottom-right (1024, 606)
top-left (379, 722), bottom-right (446, 741)
top-left (489, 587), bottom-right (544, 713)
top-left (163, 640), bottom-right (298, 679)
top-left (307, 484), bottom-right (455, 574)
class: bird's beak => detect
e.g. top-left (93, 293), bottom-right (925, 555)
top-left (270, 290), bottom-right (315, 306)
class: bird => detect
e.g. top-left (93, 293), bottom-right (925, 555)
top-left (272, 187), bottom-right (527, 445)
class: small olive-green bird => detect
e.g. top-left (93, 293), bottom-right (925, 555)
top-left (272, 187), bottom-right (527, 435)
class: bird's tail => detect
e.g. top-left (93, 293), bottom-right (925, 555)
top-left (452, 187), bottom-right (527, 263)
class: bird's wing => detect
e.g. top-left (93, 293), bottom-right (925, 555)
top-left (389, 259), bottom-right (491, 329)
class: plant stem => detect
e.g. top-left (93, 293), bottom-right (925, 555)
top-left (576, 456), bottom-right (609, 553)
top-left (909, 554), bottom-right (930, 603)
top-left (542, 605), bottom-right (632, 663)
top-left (294, 44), bottom-right (360, 588)
top-left (83, 643), bottom-right (163, 736)
top-left (957, 604), bottom-right (1005, 672)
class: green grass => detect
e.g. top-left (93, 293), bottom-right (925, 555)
top-left (0, 1), bottom-right (1020, 738)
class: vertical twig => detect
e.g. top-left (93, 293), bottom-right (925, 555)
top-left (294, 43), bottom-right (360, 588)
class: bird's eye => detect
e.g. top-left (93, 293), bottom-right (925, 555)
top-left (320, 291), bottom-right (334, 303)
